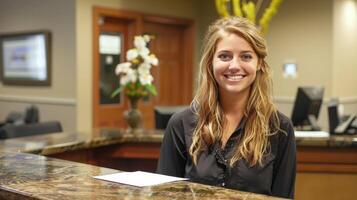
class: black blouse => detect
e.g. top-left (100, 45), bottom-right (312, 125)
top-left (157, 107), bottom-right (296, 199)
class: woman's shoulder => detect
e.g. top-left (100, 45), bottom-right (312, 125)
top-left (274, 110), bottom-right (295, 139)
top-left (165, 106), bottom-right (197, 140)
top-left (269, 111), bottom-right (295, 157)
top-left (276, 111), bottom-right (293, 128)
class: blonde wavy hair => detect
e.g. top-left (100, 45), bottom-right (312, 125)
top-left (189, 17), bottom-right (280, 167)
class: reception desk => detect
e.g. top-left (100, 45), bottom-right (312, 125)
top-left (1, 128), bottom-right (356, 173)
top-left (0, 129), bottom-right (357, 199)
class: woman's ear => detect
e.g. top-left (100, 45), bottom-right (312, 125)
top-left (257, 60), bottom-right (262, 71)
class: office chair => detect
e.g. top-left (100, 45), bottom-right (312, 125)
top-left (24, 105), bottom-right (39, 124)
top-left (5, 105), bottom-right (39, 125)
top-left (0, 121), bottom-right (62, 139)
top-left (154, 106), bottom-right (188, 130)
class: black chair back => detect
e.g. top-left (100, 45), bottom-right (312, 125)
top-left (154, 106), bottom-right (188, 130)
top-left (24, 105), bottom-right (39, 124)
top-left (0, 121), bottom-right (62, 139)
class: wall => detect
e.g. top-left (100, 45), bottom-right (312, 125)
top-left (0, 0), bottom-right (76, 131)
top-left (332, 0), bottom-right (357, 98)
top-left (266, 0), bottom-right (333, 97)
top-left (76, 0), bottom-right (200, 132)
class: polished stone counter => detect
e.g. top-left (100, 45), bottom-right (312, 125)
top-left (0, 152), bottom-right (284, 200)
top-left (0, 128), bottom-right (164, 155)
top-left (295, 134), bottom-right (357, 147)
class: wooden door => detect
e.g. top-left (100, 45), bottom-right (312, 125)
top-left (138, 18), bottom-right (194, 129)
top-left (93, 8), bottom-right (193, 129)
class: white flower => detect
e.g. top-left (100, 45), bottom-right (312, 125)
top-left (115, 62), bottom-right (131, 75)
top-left (139, 73), bottom-right (153, 85)
top-left (138, 62), bottom-right (151, 71)
top-left (143, 35), bottom-right (151, 42)
top-left (138, 63), bottom-right (152, 84)
top-left (120, 74), bottom-right (129, 85)
top-left (144, 54), bottom-right (159, 66)
top-left (138, 63), bottom-right (151, 76)
top-left (113, 34), bottom-right (158, 97)
top-left (138, 47), bottom-right (150, 57)
top-left (120, 68), bottom-right (137, 85)
top-left (127, 68), bottom-right (137, 83)
top-left (134, 36), bottom-right (147, 49)
top-left (126, 49), bottom-right (138, 61)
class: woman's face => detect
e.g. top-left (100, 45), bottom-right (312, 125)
top-left (212, 32), bottom-right (259, 98)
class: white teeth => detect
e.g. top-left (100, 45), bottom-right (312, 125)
top-left (225, 75), bottom-right (244, 81)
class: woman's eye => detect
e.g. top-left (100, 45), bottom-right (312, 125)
top-left (241, 54), bottom-right (253, 61)
top-left (218, 54), bottom-right (232, 61)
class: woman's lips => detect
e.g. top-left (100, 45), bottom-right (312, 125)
top-left (223, 74), bottom-right (246, 81)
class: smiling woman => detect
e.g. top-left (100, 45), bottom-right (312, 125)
top-left (157, 17), bottom-right (296, 199)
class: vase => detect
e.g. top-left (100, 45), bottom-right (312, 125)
top-left (124, 97), bottom-right (143, 131)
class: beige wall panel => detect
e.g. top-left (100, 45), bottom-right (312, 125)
top-left (332, 0), bottom-right (357, 97)
top-left (0, 0), bottom-right (76, 98)
top-left (266, 0), bottom-right (333, 97)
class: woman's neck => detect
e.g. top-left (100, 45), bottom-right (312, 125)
top-left (219, 89), bottom-right (250, 117)
top-left (219, 89), bottom-right (250, 147)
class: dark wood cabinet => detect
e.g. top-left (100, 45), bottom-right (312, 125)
top-left (297, 146), bottom-right (357, 173)
top-left (49, 142), bottom-right (161, 172)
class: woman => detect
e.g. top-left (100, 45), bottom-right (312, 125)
top-left (157, 17), bottom-right (296, 199)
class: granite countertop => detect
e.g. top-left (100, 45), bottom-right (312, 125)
top-left (295, 134), bottom-right (357, 147)
top-left (0, 128), bottom-right (164, 155)
top-left (0, 152), bottom-right (284, 200)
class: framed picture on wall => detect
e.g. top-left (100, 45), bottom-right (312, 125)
top-left (0, 30), bottom-right (51, 86)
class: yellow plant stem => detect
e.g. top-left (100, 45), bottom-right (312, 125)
top-left (232, 0), bottom-right (242, 17)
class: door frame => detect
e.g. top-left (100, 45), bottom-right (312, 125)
top-left (92, 6), bottom-right (194, 128)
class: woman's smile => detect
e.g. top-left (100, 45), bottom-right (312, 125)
top-left (223, 74), bottom-right (246, 81)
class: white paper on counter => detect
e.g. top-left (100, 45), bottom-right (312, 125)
top-left (295, 131), bottom-right (329, 138)
top-left (93, 171), bottom-right (188, 187)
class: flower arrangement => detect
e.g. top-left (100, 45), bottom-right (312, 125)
top-left (215, 0), bottom-right (283, 34)
top-left (112, 35), bottom-right (158, 99)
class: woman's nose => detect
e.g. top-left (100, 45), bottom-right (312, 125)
top-left (228, 59), bottom-right (241, 71)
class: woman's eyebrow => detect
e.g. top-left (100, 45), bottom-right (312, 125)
top-left (216, 50), bottom-right (231, 53)
top-left (240, 50), bottom-right (254, 53)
